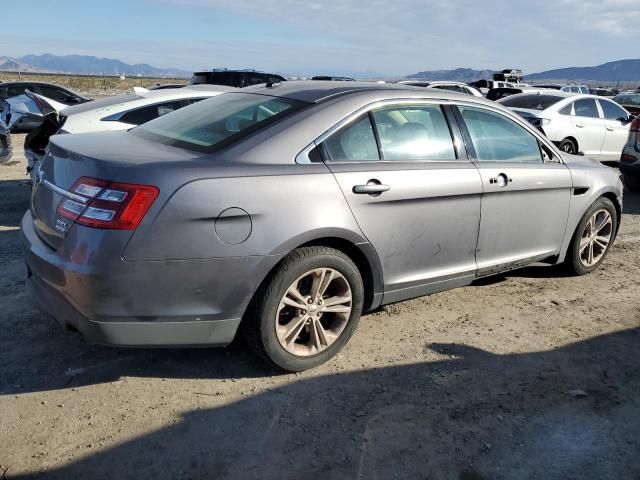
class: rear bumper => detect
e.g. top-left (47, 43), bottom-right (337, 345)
top-left (27, 273), bottom-right (241, 347)
top-left (21, 210), bottom-right (274, 347)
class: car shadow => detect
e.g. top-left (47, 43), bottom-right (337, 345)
top-left (8, 328), bottom-right (640, 480)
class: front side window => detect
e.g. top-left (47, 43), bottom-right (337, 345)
top-left (458, 106), bottom-right (542, 163)
top-left (134, 92), bottom-right (307, 152)
top-left (372, 105), bottom-right (456, 161)
top-left (573, 99), bottom-right (600, 118)
top-left (323, 115), bottom-right (379, 162)
top-left (598, 100), bottom-right (628, 121)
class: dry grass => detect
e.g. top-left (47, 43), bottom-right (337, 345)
top-left (0, 72), bottom-right (187, 96)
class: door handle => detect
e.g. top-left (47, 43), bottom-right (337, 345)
top-left (353, 180), bottom-right (390, 195)
top-left (575, 124), bottom-right (585, 128)
top-left (606, 127), bottom-right (614, 131)
top-left (489, 173), bottom-right (511, 187)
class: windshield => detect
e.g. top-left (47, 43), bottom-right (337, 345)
top-left (133, 92), bottom-right (308, 152)
top-left (499, 94), bottom-right (565, 110)
top-left (613, 94), bottom-right (640, 106)
top-left (62, 94), bottom-right (141, 115)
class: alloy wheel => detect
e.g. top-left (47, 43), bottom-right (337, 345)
top-left (579, 209), bottom-right (613, 267)
top-left (275, 268), bottom-right (352, 357)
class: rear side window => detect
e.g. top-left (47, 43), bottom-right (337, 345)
top-left (189, 73), bottom-right (211, 85)
top-left (37, 85), bottom-right (73, 103)
top-left (5, 85), bottom-right (32, 97)
top-left (120, 100), bottom-right (183, 125)
top-left (559, 103), bottom-right (573, 115)
top-left (208, 72), bottom-right (245, 87)
top-left (372, 105), bottom-right (456, 161)
top-left (324, 115), bottom-right (379, 161)
top-left (573, 99), bottom-right (600, 118)
top-left (598, 100), bottom-right (628, 121)
top-left (458, 106), bottom-right (542, 163)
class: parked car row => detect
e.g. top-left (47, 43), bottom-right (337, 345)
top-left (15, 80), bottom-right (624, 371)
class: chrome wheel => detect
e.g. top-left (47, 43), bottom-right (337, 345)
top-left (560, 142), bottom-right (576, 154)
top-left (275, 268), bottom-right (352, 357)
top-left (579, 209), bottom-right (613, 267)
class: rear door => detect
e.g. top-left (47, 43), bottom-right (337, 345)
top-left (598, 98), bottom-right (632, 160)
top-left (455, 105), bottom-right (572, 274)
top-left (321, 101), bottom-right (483, 303)
top-left (571, 98), bottom-right (605, 158)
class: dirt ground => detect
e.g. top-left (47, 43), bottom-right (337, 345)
top-left (1, 134), bottom-right (639, 479)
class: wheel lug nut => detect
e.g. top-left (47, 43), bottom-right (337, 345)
top-left (307, 298), bottom-right (313, 304)
top-left (301, 310), bottom-right (306, 315)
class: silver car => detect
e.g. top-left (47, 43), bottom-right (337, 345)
top-left (22, 82), bottom-right (623, 371)
top-left (499, 92), bottom-right (634, 160)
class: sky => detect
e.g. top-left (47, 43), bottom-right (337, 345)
top-left (1, 0), bottom-right (639, 77)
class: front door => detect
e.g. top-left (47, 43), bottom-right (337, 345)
top-left (320, 103), bottom-right (483, 303)
top-left (598, 98), bottom-right (632, 161)
top-left (571, 98), bottom-right (605, 158)
top-left (455, 105), bottom-right (572, 275)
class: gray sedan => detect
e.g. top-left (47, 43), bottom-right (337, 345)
top-left (21, 82), bottom-right (623, 371)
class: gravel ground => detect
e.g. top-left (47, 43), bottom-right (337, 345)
top-left (1, 134), bottom-right (639, 479)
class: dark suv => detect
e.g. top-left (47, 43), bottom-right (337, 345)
top-left (188, 69), bottom-right (286, 88)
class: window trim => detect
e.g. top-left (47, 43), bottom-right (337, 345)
top-left (297, 99), bottom-right (468, 164)
top-left (296, 98), bottom-right (564, 164)
top-left (597, 98), bottom-right (629, 122)
top-left (572, 97), bottom-right (602, 120)
top-left (453, 104), bottom-right (557, 164)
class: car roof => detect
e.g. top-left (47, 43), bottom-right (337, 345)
top-left (240, 80), bottom-right (499, 106)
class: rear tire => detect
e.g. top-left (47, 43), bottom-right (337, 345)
top-left (623, 174), bottom-right (640, 192)
top-left (244, 246), bottom-right (364, 372)
top-left (559, 138), bottom-right (578, 155)
top-left (565, 197), bottom-right (617, 275)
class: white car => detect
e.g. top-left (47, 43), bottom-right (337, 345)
top-left (498, 92), bottom-right (634, 161)
top-left (398, 80), bottom-right (483, 97)
top-left (16, 85), bottom-right (232, 180)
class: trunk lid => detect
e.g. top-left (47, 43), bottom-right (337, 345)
top-left (30, 130), bottom-right (199, 250)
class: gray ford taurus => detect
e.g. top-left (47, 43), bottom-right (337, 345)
top-left (21, 81), bottom-right (623, 371)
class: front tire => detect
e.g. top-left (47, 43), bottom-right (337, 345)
top-left (245, 246), bottom-right (364, 372)
top-left (565, 197), bottom-right (617, 275)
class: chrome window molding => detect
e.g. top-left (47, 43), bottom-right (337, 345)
top-left (296, 97), bottom-right (564, 165)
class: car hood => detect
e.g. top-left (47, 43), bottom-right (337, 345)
top-left (560, 152), bottom-right (605, 168)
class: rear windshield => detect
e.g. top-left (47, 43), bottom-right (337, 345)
top-left (133, 92), bottom-right (308, 152)
top-left (500, 94), bottom-right (565, 110)
top-left (62, 94), bottom-right (141, 115)
top-left (613, 94), bottom-right (640, 106)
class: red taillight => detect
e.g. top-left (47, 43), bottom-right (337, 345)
top-left (56, 177), bottom-right (159, 230)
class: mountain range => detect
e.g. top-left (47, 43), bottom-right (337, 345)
top-left (1, 54), bottom-right (640, 82)
top-left (0, 54), bottom-right (191, 77)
